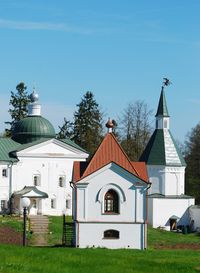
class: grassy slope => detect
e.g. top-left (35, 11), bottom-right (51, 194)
top-left (148, 226), bottom-right (200, 248)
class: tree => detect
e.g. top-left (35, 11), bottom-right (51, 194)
top-left (119, 100), bottom-right (153, 161)
top-left (73, 91), bottom-right (103, 155)
top-left (5, 82), bottom-right (30, 136)
top-left (57, 118), bottom-right (74, 139)
top-left (185, 123), bottom-right (200, 204)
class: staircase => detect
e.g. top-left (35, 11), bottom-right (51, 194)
top-left (63, 222), bottom-right (75, 247)
top-left (29, 215), bottom-right (49, 246)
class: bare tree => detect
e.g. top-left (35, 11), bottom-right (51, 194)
top-left (120, 100), bottom-right (153, 161)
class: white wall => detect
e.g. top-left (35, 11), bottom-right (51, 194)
top-left (148, 197), bottom-right (195, 230)
top-left (76, 165), bottom-right (147, 223)
top-left (147, 165), bottom-right (185, 196)
top-left (77, 223), bottom-right (146, 249)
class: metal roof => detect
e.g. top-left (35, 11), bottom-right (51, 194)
top-left (155, 88), bottom-right (170, 117)
top-left (12, 186), bottom-right (48, 198)
top-left (0, 138), bottom-right (20, 162)
top-left (11, 116), bottom-right (56, 144)
top-left (139, 129), bottom-right (186, 167)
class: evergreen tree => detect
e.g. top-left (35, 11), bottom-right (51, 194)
top-left (5, 82), bottom-right (30, 136)
top-left (73, 91), bottom-right (103, 155)
top-left (120, 100), bottom-right (153, 161)
top-left (57, 117), bottom-right (74, 139)
top-left (185, 123), bottom-right (200, 203)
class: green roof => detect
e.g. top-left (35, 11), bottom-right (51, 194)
top-left (11, 116), bottom-right (56, 144)
top-left (148, 193), bottom-right (194, 199)
top-left (155, 88), bottom-right (170, 117)
top-left (140, 129), bottom-right (186, 166)
top-left (12, 186), bottom-right (48, 198)
top-left (0, 138), bottom-right (20, 162)
top-left (140, 129), bottom-right (166, 165)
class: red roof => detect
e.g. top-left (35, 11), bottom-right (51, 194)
top-left (74, 133), bottom-right (149, 183)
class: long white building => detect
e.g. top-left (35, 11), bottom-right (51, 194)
top-left (0, 91), bottom-right (88, 216)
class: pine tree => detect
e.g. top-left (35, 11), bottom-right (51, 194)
top-left (185, 123), bottom-right (200, 203)
top-left (57, 117), bottom-right (74, 139)
top-left (73, 91), bottom-right (103, 155)
top-left (5, 82), bottom-right (30, 136)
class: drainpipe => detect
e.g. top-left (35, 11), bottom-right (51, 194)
top-left (70, 180), bottom-right (77, 247)
top-left (144, 183), bottom-right (151, 249)
top-left (8, 161), bottom-right (13, 214)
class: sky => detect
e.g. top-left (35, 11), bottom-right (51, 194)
top-left (0, 0), bottom-right (200, 142)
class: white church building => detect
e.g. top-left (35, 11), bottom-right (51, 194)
top-left (140, 83), bottom-right (195, 230)
top-left (72, 121), bottom-right (151, 249)
top-left (0, 91), bottom-right (88, 216)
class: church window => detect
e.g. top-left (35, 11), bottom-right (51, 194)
top-left (51, 199), bottom-right (56, 209)
top-left (104, 190), bottom-right (119, 213)
top-left (59, 176), bottom-right (65, 187)
top-left (164, 120), bottom-right (168, 128)
top-left (33, 175), bottom-right (41, 186)
top-left (66, 199), bottom-right (71, 209)
top-left (0, 200), bottom-right (7, 210)
top-left (103, 229), bottom-right (119, 239)
top-left (2, 169), bottom-right (8, 177)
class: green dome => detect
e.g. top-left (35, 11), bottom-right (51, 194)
top-left (12, 116), bottom-right (56, 144)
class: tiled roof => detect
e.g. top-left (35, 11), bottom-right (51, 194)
top-left (74, 133), bottom-right (149, 183)
top-left (139, 129), bottom-right (186, 167)
top-left (131, 162), bottom-right (148, 181)
top-left (155, 88), bottom-right (170, 117)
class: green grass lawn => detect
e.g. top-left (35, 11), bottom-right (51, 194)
top-left (1, 216), bottom-right (200, 273)
top-left (1, 244), bottom-right (200, 273)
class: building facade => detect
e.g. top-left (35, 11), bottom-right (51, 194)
top-left (140, 83), bottom-right (194, 230)
top-left (0, 91), bottom-right (88, 216)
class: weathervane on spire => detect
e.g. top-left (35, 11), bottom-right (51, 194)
top-left (162, 78), bottom-right (172, 88)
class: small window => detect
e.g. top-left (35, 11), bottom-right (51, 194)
top-left (33, 175), bottom-right (41, 186)
top-left (104, 190), bottom-right (119, 213)
top-left (2, 169), bottom-right (7, 177)
top-left (164, 120), bottom-right (168, 128)
top-left (104, 230), bottom-right (119, 239)
top-left (51, 199), bottom-right (56, 209)
top-left (66, 199), bottom-right (71, 209)
top-left (0, 200), bottom-right (7, 210)
top-left (156, 120), bottom-right (159, 129)
top-left (59, 176), bottom-right (65, 187)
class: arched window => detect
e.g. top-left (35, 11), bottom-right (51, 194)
top-left (104, 229), bottom-right (119, 239)
top-left (104, 190), bottom-right (119, 213)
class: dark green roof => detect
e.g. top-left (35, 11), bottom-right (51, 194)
top-left (140, 129), bottom-right (186, 166)
top-left (140, 129), bottom-right (166, 165)
top-left (11, 116), bottom-right (56, 144)
top-left (155, 88), bottom-right (170, 117)
top-left (12, 186), bottom-right (48, 198)
top-left (0, 138), bottom-right (20, 162)
top-left (148, 193), bottom-right (194, 199)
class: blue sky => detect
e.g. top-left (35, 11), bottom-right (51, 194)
top-left (0, 0), bottom-right (200, 142)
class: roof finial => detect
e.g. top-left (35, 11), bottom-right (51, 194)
top-left (106, 118), bottom-right (114, 133)
top-left (30, 87), bottom-right (39, 103)
top-left (162, 78), bottom-right (172, 89)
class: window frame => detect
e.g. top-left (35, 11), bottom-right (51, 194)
top-left (104, 189), bottom-right (119, 214)
top-left (0, 200), bottom-right (7, 210)
top-left (51, 199), bottom-right (56, 209)
top-left (103, 229), bottom-right (120, 239)
top-left (33, 174), bottom-right (41, 186)
top-left (59, 175), bottom-right (66, 187)
top-left (2, 169), bottom-right (8, 177)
